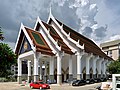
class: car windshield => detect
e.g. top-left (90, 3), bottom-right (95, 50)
top-left (74, 80), bottom-right (79, 82)
top-left (117, 84), bottom-right (120, 88)
top-left (33, 82), bottom-right (39, 84)
top-left (77, 80), bottom-right (81, 83)
top-left (38, 82), bottom-right (45, 84)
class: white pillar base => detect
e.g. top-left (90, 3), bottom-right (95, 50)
top-left (69, 74), bottom-right (73, 81)
top-left (17, 76), bottom-right (22, 84)
top-left (49, 75), bottom-right (54, 83)
top-left (34, 75), bottom-right (39, 82)
top-left (86, 74), bottom-right (90, 79)
top-left (39, 74), bottom-right (42, 80)
top-left (77, 74), bottom-right (82, 80)
top-left (27, 76), bottom-right (32, 83)
top-left (57, 74), bottom-right (62, 84)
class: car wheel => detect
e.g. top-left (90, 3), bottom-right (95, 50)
top-left (30, 86), bottom-right (34, 89)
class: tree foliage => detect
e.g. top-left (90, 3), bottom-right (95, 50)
top-left (107, 57), bottom-right (120, 74)
top-left (0, 27), bottom-right (4, 41)
top-left (0, 43), bottom-right (17, 77)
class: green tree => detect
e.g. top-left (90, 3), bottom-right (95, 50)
top-left (0, 43), bottom-right (17, 77)
top-left (107, 58), bottom-right (120, 74)
top-left (0, 27), bottom-right (4, 41)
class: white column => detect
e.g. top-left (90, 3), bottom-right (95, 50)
top-left (86, 54), bottom-right (93, 79)
top-left (34, 53), bottom-right (39, 82)
top-left (69, 55), bottom-right (73, 81)
top-left (103, 61), bottom-right (106, 75)
top-left (28, 61), bottom-right (31, 83)
top-left (28, 61), bottom-right (31, 76)
top-left (77, 53), bottom-right (82, 80)
top-left (103, 60), bottom-right (108, 77)
top-left (50, 57), bottom-right (54, 75)
top-left (49, 57), bottom-right (54, 83)
top-left (98, 59), bottom-right (102, 78)
top-left (69, 55), bottom-right (72, 74)
top-left (44, 62), bottom-right (47, 76)
top-left (93, 60), bottom-right (97, 74)
top-left (86, 57), bottom-right (90, 79)
top-left (86, 57), bottom-right (90, 74)
top-left (39, 63), bottom-right (42, 80)
top-left (18, 58), bottom-right (22, 77)
top-left (57, 54), bottom-right (62, 84)
top-left (93, 56), bottom-right (99, 79)
top-left (98, 61), bottom-right (102, 74)
top-left (44, 61), bottom-right (47, 82)
top-left (18, 57), bottom-right (22, 84)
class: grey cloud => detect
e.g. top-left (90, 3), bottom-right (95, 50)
top-left (52, 1), bottom-right (79, 30)
top-left (94, 26), bottom-right (107, 40)
top-left (3, 28), bottom-right (18, 42)
top-left (0, 0), bottom-right (51, 45)
top-left (51, 0), bottom-right (68, 6)
top-left (0, 0), bottom-right (109, 49)
top-left (82, 27), bottom-right (93, 37)
top-left (0, 1), bottom-right (18, 30)
top-left (68, 0), bottom-right (107, 41)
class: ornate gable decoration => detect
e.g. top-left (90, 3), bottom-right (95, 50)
top-left (15, 29), bottom-right (32, 55)
top-left (19, 36), bottom-right (32, 54)
top-left (25, 27), bottom-right (54, 56)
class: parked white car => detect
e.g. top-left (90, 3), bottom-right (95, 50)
top-left (116, 80), bottom-right (120, 90)
top-left (116, 83), bottom-right (120, 90)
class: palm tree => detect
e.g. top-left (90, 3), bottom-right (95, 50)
top-left (0, 27), bottom-right (4, 40)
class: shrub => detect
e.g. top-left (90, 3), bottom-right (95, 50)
top-left (0, 77), bottom-right (8, 82)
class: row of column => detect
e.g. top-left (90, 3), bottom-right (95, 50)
top-left (17, 52), bottom-right (108, 84)
top-left (76, 53), bottom-right (108, 80)
top-left (17, 53), bottom-right (40, 84)
top-left (17, 53), bottom-right (60, 84)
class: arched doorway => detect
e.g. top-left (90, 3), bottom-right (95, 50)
top-left (82, 67), bottom-right (86, 80)
top-left (90, 68), bottom-right (93, 79)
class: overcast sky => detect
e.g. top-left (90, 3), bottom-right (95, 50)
top-left (0, 0), bottom-right (120, 49)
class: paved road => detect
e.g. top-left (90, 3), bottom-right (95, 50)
top-left (0, 82), bottom-right (101, 90)
top-left (49, 83), bottom-right (101, 90)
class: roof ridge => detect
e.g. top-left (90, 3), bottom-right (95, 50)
top-left (55, 18), bottom-right (112, 60)
top-left (55, 18), bottom-right (101, 50)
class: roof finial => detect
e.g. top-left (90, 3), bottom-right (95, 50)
top-left (49, 3), bottom-right (54, 18)
top-left (21, 22), bottom-right (24, 26)
top-left (49, 4), bottom-right (52, 14)
top-left (50, 3), bottom-right (52, 16)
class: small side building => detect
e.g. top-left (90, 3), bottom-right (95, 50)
top-left (100, 39), bottom-right (120, 60)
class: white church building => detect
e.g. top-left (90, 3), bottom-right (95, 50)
top-left (14, 12), bottom-right (112, 84)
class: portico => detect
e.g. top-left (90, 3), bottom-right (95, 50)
top-left (15, 12), bottom-right (113, 85)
